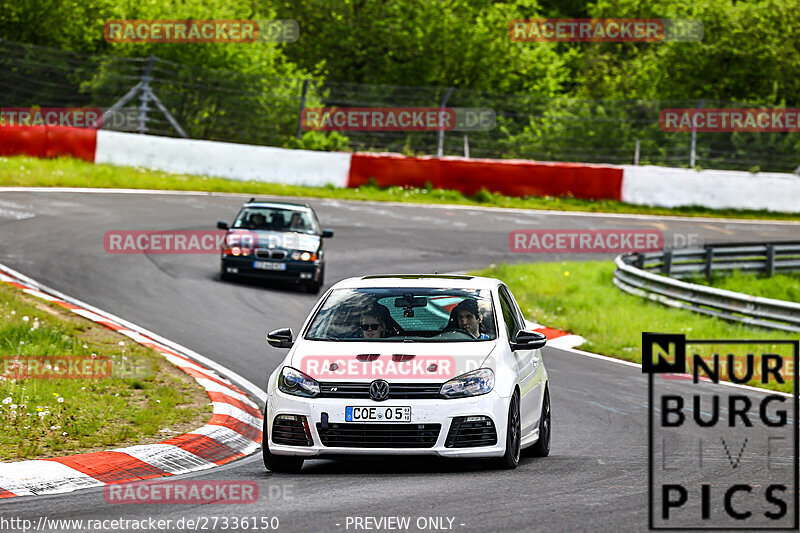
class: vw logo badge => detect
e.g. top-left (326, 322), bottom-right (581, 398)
top-left (369, 380), bottom-right (390, 401)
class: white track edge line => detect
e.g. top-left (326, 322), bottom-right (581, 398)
top-left (1, 186), bottom-right (797, 226)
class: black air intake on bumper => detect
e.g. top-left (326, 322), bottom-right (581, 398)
top-left (445, 416), bottom-right (497, 448)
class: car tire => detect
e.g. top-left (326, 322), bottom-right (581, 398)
top-left (495, 391), bottom-right (521, 469)
top-left (262, 423), bottom-right (304, 473)
top-left (528, 387), bottom-right (551, 457)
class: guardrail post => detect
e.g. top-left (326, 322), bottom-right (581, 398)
top-left (766, 244), bottom-right (776, 276)
top-left (689, 99), bottom-right (705, 168)
top-left (662, 251), bottom-right (673, 277)
top-left (704, 247), bottom-right (714, 281)
top-left (436, 87), bottom-right (454, 157)
top-left (636, 254), bottom-right (645, 269)
top-left (296, 79), bottom-right (310, 139)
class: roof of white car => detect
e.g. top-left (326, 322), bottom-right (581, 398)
top-left (243, 200), bottom-right (311, 210)
top-left (330, 274), bottom-right (502, 290)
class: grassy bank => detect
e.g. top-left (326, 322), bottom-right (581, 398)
top-left (688, 270), bottom-right (800, 302)
top-left (475, 260), bottom-right (796, 392)
top-left (0, 283), bottom-right (212, 460)
top-left (1, 155), bottom-right (798, 221)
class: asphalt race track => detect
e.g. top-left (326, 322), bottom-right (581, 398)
top-left (0, 190), bottom-right (798, 533)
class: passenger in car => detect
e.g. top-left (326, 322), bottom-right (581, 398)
top-left (452, 299), bottom-right (491, 340)
top-left (359, 308), bottom-right (387, 339)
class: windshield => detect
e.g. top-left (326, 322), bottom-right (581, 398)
top-left (305, 288), bottom-right (496, 342)
top-left (233, 207), bottom-right (318, 234)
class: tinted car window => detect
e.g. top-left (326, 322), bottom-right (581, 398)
top-left (304, 288), bottom-right (497, 342)
top-left (233, 207), bottom-right (317, 234)
top-left (498, 286), bottom-right (522, 341)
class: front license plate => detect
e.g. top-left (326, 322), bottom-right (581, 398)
top-left (253, 261), bottom-right (286, 271)
top-left (345, 406), bottom-right (411, 422)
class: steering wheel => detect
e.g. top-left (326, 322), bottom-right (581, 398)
top-left (446, 327), bottom-right (477, 340)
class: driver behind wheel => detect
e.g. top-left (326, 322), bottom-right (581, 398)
top-left (453, 299), bottom-right (490, 340)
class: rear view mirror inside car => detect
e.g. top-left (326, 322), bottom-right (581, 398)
top-left (394, 294), bottom-right (427, 308)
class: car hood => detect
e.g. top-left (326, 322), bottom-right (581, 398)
top-left (232, 229), bottom-right (320, 252)
top-left (289, 340), bottom-right (497, 382)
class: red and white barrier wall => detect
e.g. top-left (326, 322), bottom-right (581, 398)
top-left (95, 130), bottom-right (353, 189)
top-left (621, 165), bottom-right (800, 213)
top-left (348, 153), bottom-right (623, 200)
top-left (0, 125), bottom-right (97, 162)
top-left (2, 125), bottom-right (799, 213)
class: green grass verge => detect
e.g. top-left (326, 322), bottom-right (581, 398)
top-left (687, 270), bottom-right (800, 302)
top-left (0, 283), bottom-right (212, 461)
top-left (2, 155), bottom-right (799, 221)
top-left (474, 260), bottom-right (796, 393)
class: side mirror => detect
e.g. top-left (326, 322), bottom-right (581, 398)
top-left (217, 221), bottom-right (229, 230)
top-left (321, 229), bottom-right (334, 238)
top-left (511, 330), bottom-right (546, 351)
top-left (267, 328), bottom-right (293, 349)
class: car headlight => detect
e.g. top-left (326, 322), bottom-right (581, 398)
top-left (290, 252), bottom-right (318, 261)
top-left (278, 366), bottom-right (320, 397)
top-left (440, 368), bottom-right (494, 399)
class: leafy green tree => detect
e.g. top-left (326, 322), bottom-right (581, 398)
top-left (271, 0), bottom-right (572, 95)
top-left (575, 0), bottom-right (800, 104)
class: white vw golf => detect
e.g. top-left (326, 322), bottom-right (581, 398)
top-left (262, 274), bottom-right (551, 472)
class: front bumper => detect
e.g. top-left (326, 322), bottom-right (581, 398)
top-left (221, 256), bottom-right (321, 282)
top-left (266, 389), bottom-right (509, 458)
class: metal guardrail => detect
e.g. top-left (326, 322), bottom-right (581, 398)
top-left (614, 242), bottom-right (800, 332)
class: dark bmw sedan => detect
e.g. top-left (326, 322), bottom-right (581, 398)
top-left (217, 199), bottom-right (333, 293)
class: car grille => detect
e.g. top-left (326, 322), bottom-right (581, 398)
top-left (271, 415), bottom-right (313, 446)
top-left (445, 416), bottom-right (497, 448)
top-left (318, 382), bottom-right (442, 399)
top-left (316, 423), bottom-right (441, 448)
top-left (254, 248), bottom-right (287, 260)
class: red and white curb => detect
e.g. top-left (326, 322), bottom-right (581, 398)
top-left (525, 320), bottom-right (585, 349)
top-left (0, 263), bottom-right (264, 498)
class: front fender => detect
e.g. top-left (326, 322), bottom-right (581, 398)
top-left (489, 350), bottom-right (519, 399)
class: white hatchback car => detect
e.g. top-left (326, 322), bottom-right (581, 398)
top-left (263, 274), bottom-right (550, 472)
